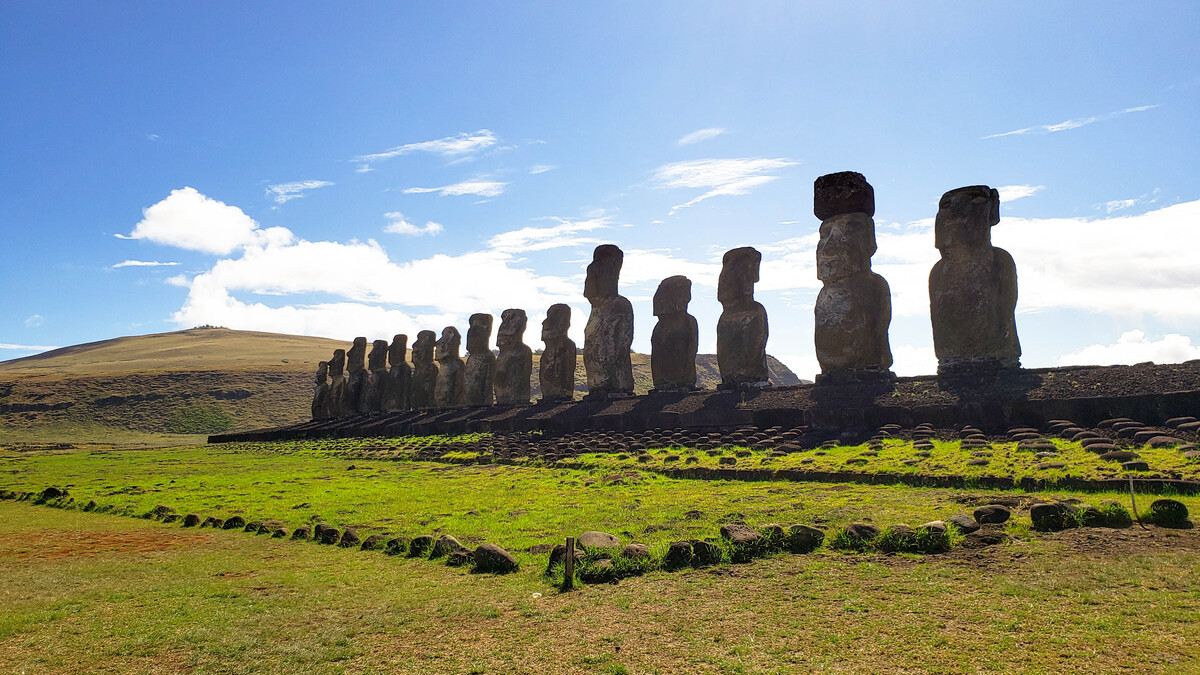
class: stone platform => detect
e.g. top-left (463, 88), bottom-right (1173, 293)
top-left (209, 361), bottom-right (1200, 443)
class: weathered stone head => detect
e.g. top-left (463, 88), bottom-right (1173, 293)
top-left (467, 314), bottom-right (493, 354)
top-left (654, 275), bottom-right (692, 316)
top-left (388, 334), bottom-right (408, 367)
top-left (935, 185), bottom-right (1000, 251)
top-left (315, 361), bottom-right (329, 385)
top-left (435, 326), bottom-right (461, 361)
top-left (346, 337), bottom-right (368, 372)
top-left (717, 247), bottom-right (761, 305)
top-left (814, 171), bottom-right (875, 220)
top-left (816, 212), bottom-right (876, 282)
top-left (584, 244), bottom-right (623, 302)
top-left (412, 331), bottom-right (435, 365)
top-left (368, 340), bottom-right (389, 370)
top-left (541, 303), bottom-right (571, 342)
top-left (328, 349), bottom-right (346, 377)
top-left (497, 309), bottom-right (528, 348)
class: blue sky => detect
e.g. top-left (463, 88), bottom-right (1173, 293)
top-left (2, 2), bottom-right (1199, 379)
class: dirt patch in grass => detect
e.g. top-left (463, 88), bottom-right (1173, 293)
top-left (0, 528), bottom-right (214, 561)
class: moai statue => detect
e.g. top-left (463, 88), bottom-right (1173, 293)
top-left (813, 171), bottom-right (893, 382)
top-left (651, 275), bottom-right (699, 391)
top-left (717, 248), bottom-right (769, 389)
top-left (343, 337), bottom-right (368, 415)
top-left (311, 361), bottom-right (331, 420)
top-left (409, 330), bottom-right (438, 409)
top-left (464, 313), bottom-right (496, 406)
top-left (358, 339), bottom-right (388, 413)
top-left (327, 348), bottom-right (346, 418)
top-left (434, 326), bottom-right (466, 408)
top-left (582, 244), bottom-right (634, 398)
top-left (539, 303), bottom-right (577, 402)
top-left (383, 334), bottom-right (412, 411)
top-left (929, 185), bottom-right (1020, 375)
top-left (494, 308), bottom-right (533, 405)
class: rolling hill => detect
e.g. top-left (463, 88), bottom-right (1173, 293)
top-left (0, 327), bottom-right (803, 436)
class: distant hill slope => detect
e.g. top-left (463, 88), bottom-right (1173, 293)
top-left (0, 328), bottom-right (804, 435)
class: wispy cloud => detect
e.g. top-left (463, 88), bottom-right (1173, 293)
top-left (486, 216), bottom-right (613, 253)
top-left (146, 133), bottom-right (162, 142)
top-left (676, 127), bottom-right (726, 146)
top-left (353, 129), bottom-right (498, 171)
top-left (0, 342), bottom-right (58, 351)
top-left (530, 164), bottom-right (556, 175)
top-left (266, 180), bottom-right (333, 204)
top-left (24, 314), bottom-right (44, 328)
top-left (996, 185), bottom-right (1044, 202)
top-left (113, 260), bottom-right (180, 268)
top-left (652, 157), bottom-right (798, 213)
top-left (1103, 198), bottom-right (1139, 214)
top-left (402, 180), bottom-right (507, 198)
top-left (382, 212), bottom-right (444, 236)
top-left (983, 105), bottom-right (1158, 139)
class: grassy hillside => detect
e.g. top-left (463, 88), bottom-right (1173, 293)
top-left (0, 328), bottom-right (802, 438)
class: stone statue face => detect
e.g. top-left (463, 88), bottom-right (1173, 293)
top-left (541, 303), bottom-right (570, 342)
top-left (654, 275), bottom-right (692, 316)
top-left (466, 313), bottom-right (493, 354)
top-left (329, 349), bottom-right (346, 376)
top-left (497, 308), bottom-right (527, 348)
top-left (717, 247), bottom-right (761, 304)
top-left (435, 326), bottom-right (461, 361)
top-left (412, 331), bottom-right (435, 364)
top-left (935, 185), bottom-right (999, 251)
top-left (316, 361), bottom-right (329, 384)
top-left (584, 244), bottom-right (623, 302)
top-left (816, 212), bottom-right (875, 282)
top-left (368, 340), bottom-right (389, 370)
top-left (388, 334), bottom-right (408, 366)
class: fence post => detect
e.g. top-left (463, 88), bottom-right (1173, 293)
top-left (563, 536), bottom-right (575, 590)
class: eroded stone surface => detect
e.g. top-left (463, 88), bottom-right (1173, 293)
top-left (929, 185), bottom-right (1020, 374)
top-left (360, 339), bottom-right (389, 412)
top-left (434, 326), bottom-right (465, 408)
top-left (717, 247), bottom-right (768, 389)
top-left (464, 313), bottom-right (495, 406)
top-left (813, 173), bottom-right (893, 378)
top-left (494, 309), bottom-right (533, 405)
top-left (651, 275), bottom-right (698, 391)
top-left (410, 330), bottom-right (438, 409)
top-left (383, 334), bottom-right (411, 412)
top-left (328, 348), bottom-right (347, 417)
top-left (539, 303), bottom-right (577, 401)
top-left (583, 245), bottom-right (634, 397)
top-left (311, 360), bottom-right (331, 419)
top-left (343, 337), bottom-right (368, 415)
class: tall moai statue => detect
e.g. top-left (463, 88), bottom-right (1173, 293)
top-left (929, 185), bottom-right (1020, 375)
top-left (582, 244), bottom-right (634, 398)
top-left (539, 303), bottom-right (577, 402)
top-left (434, 326), bottom-right (466, 408)
top-left (717, 248), bottom-right (769, 389)
top-left (327, 348), bottom-right (347, 417)
top-left (494, 308), bottom-right (533, 405)
top-left (651, 275), bottom-right (699, 391)
top-left (410, 330), bottom-right (438, 409)
top-left (383, 334), bottom-right (412, 411)
top-left (359, 339), bottom-right (389, 413)
top-left (813, 171), bottom-right (893, 383)
top-left (342, 337), bottom-right (368, 415)
top-left (311, 361), bottom-right (331, 420)
top-left (464, 313), bottom-right (496, 406)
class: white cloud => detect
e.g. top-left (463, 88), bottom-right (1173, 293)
top-left (165, 274), bottom-right (190, 287)
top-left (353, 129), bottom-right (498, 170)
top-left (1059, 330), bottom-right (1200, 366)
top-left (676, 127), bottom-right (726, 146)
top-left (0, 343), bottom-right (58, 351)
top-left (530, 164), bottom-right (556, 175)
top-left (266, 180), bottom-right (333, 204)
top-left (983, 105), bottom-right (1158, 139)
top-left (146, 133), bottom-right (161, 142)
top-left (486, 216), bottom-right (612, 253)
top-left (997, 185), bottom-right (1044, 202)
top-left (113, 260), bottom-right (180, 268)
top-left (891, 344), bottom-right (938, 378)
top-left (402, 180), bottom-right (507, 198)
top-left (118, 187), bottom-right (294, 255)
top-left (24, 314), bottom-right (44, 328)
top-left (382, 212), bottom-right (444, 237)
top-left (1103, 198), bottom-right (1139, 213)
top-left (652, 157), bottom-right (798, 213)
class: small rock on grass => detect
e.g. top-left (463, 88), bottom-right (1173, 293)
top-left (291, 526), bottom-right (311, 540)
top-left (1149, 499), bottom-right (1190, 527)
top-left (973, 505), bottom-right (1011, 524)
top-left (222, 516), bottom-right (247, 530)
top-left (842, 522), bottom-right (879, 543)
top-left (918, 520), bottom-right (947, 535)
top-left (384, 537), bottom-right (410, 556)
top-left (577, 531), bottom-right (620, 549)
top-left (271, 528), bottom-right (290, 539)
top-left (360, 534), bottom-right (388, 551)
top-left (408, 534), bottom-right (435, 557)
top-left (431, 534), bottom-right (463, 558)
top-left (474, 543), bottom-right (518, 574)
top-left (690, 539), bottom-right (723, 566)
top-left (719, 523), bottom-right (761, 547)
top-left (664, 541), bottom-right (693, 569)
top-left (946, 514), bottom-right (980, 534)
top-left (620, 543), bottom-right (650, 561)
top-left (182, 513), bottom-right (201, 527)
top-left (546, 543), bottom-right (585, 573)
top-left (787, 525), bottom-right (825, 553)
top-left (446, 549), bottom-right (474, 567)
top-left (1031, 502), bottom-right (1077, 532)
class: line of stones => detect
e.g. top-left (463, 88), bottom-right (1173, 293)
top-left (311, 172), bottom-right (1025, 420)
